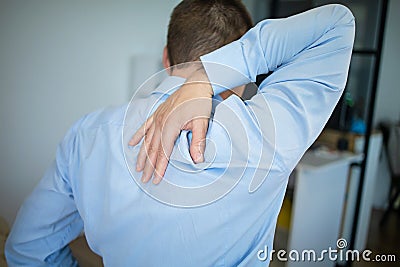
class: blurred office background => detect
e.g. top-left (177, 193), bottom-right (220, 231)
top-left (245, 2), bottom-right (399, 267)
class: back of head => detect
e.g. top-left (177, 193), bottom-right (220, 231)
top-left (167, 0), bottom-right (253, 66)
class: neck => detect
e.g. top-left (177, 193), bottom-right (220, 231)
top-left (168, 62), bottom-right (203, 79)
top-left (167, 63), bottom-right (245, 100)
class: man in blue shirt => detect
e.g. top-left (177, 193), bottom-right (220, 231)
top-left (6, 1), bottom-right (355, 266)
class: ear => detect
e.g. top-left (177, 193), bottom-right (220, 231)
top-left (162, 46), bottom-right (171, 69)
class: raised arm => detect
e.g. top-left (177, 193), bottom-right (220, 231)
top-left (202, 4), bottom-right (355, 94)
top-left (201, 4), bottom-right (355, 171)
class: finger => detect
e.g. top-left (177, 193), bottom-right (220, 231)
top-left (153, 127), bottom-right (181, 183)
top-left (153, 145), bottom-right (167, 185)
top-left (129, 116), bottom-right (154, 146)
top-left (136, 122), bottom-right (155, 172)
top-left (141, 129), bottom-right (161, 183)
top-left (189, 118), bottom-right (208, 163)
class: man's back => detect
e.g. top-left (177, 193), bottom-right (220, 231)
top-left (64, 76), bottom-right (285, 265)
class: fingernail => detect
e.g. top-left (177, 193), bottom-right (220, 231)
top-left (153, 177), bottom-right (161, 184)
top-left (128, 139), bottom-right (136, 146)
top-left (196, 153), bottom-right (203, 163)
top-left (136, 163), bottom-right (142, 172)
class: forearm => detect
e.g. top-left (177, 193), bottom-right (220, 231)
top-left (200, 4), bottom-right (355, 94)
top-left (5, 168), bottom-right (83, 266)
top-left (202, 4), bottom-right (355, 172)
top-left (6, 125), bottom-right (84, 266)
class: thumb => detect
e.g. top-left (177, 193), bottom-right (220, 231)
top-left (189, 118), bottom-right (208, 163)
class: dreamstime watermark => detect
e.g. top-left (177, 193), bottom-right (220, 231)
top-left (257, 238), bottom-right (397, 263)
top-left (122, 61), bottom-right (276, 207)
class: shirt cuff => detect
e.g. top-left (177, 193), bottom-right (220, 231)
top-left (200, 40), bottom-right (250, 96)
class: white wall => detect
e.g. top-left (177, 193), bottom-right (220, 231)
top-left (0, 0), bottom-right (179, 225)
top-left (372, 0), bottom-right (400, 209)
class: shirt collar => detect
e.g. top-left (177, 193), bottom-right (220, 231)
top-left (151, 75), bottom-right (224, 102)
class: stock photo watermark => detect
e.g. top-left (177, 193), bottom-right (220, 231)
top-left (123, 62), bottom-right (275, 207)
top-left (257, 238), bottom-right (397, 263)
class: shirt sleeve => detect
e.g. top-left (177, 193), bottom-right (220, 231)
top-left (201, 4), bottom-right (355, 173)
top-left (5, 122), bottom-right (84, 266)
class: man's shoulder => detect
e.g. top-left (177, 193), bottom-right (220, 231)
top-left (57, 104), bottom-right (129, 157)
top-left (71, 104), bottom-right (128, 133)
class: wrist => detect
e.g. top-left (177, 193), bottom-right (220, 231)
top-left (187, 66), bottom-right (214, 97)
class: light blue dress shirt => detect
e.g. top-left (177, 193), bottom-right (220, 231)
top-left (6, 5), bottom-right (354, 266)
